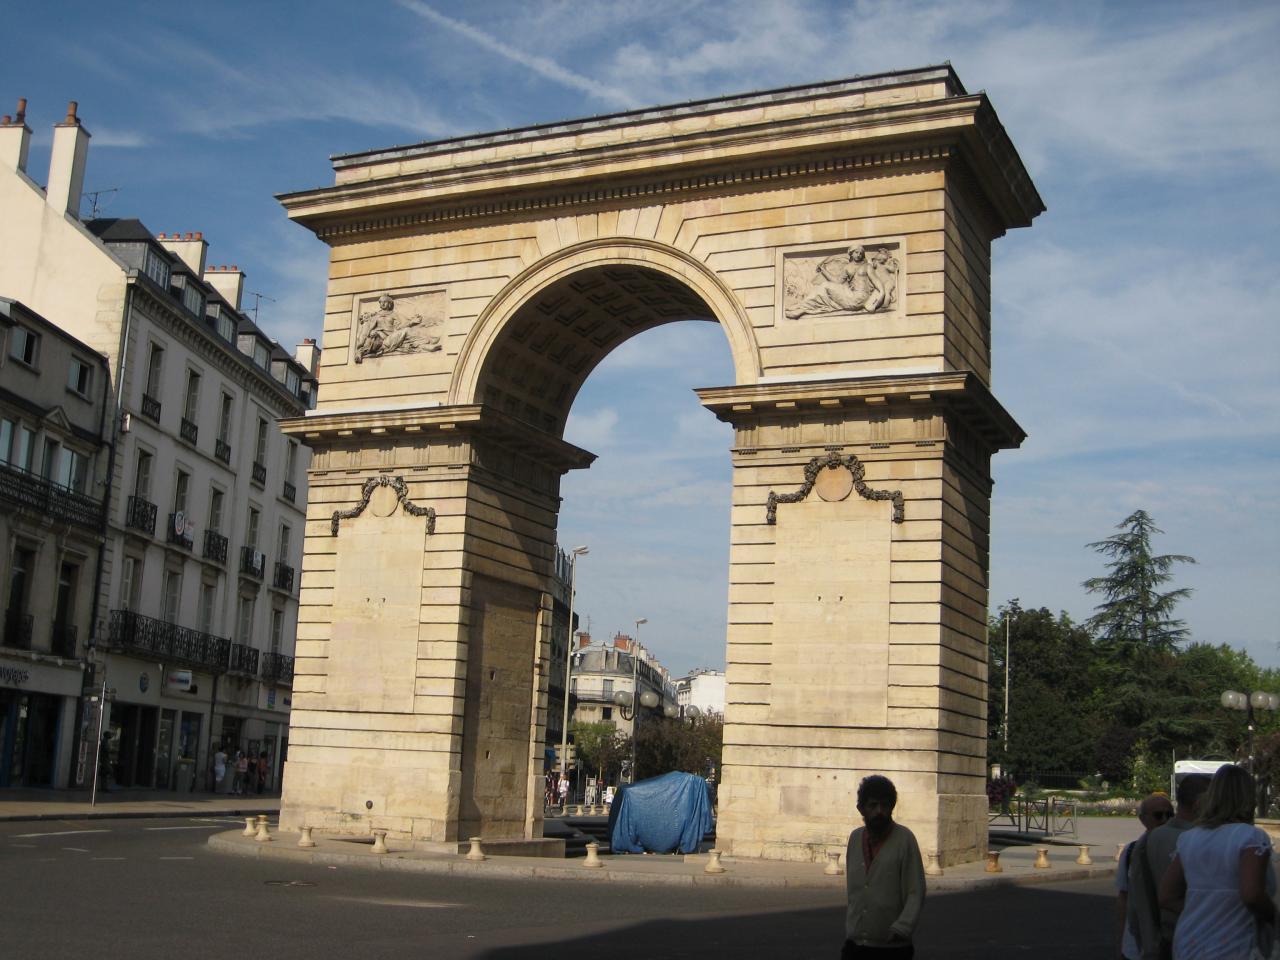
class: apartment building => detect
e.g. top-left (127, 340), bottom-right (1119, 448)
top-left (569, 632), bottom-right (676, 738)
top-left (0, 99), bottom-right (317, 791)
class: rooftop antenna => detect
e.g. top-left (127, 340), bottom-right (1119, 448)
top-left (82, 187), bottom-right (119, 219)
top-left (246, 291), bottom-right (276, 323)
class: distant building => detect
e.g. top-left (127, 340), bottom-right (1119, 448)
top-left (570, 632), bottom-right (675, 738)
top-left (674, 669), bottom-right (725, 716)
top-left (544, 546), bottom-right (578, 764)
top-left (0, 99), bottom-right (317, 791)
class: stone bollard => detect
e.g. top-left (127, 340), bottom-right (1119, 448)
top-left (1115, 842), bottom-right (1125, 862)
top-left (924, 852), bottom-right (944, 877)
top-left (297, 826), bottom-right (316, 848)
top-left (371, 830), bottom-right (389, 855)
top-left (985, 850), bottom-right (1003, 874)
top-left (560, 803), bottom-right (569, 817)
top-left (1034, 846), bottom-right (1051, 869)
top-left (823, 850), bottom-right (843, 876)
top-left (465, 836), bottom-right (487, 862)
top-left (1076, 845), bottom-right (1093, 865)
top-left (242, 817), bottom-right (256, 837)
top-left (704, 849), bottom-right (726, 874)
top-left (583, 841), bottom-right (603, 869)
top-left (576, 804), bottom-right (584, 816)
top-left (254, 815), bottom-right (273, 843)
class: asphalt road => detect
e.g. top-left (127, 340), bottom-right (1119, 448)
top-left (2, 817), bottom-right (1114, 959)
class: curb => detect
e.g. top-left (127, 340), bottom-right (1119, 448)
top-left (0, 805), bottom-right (278, 824)
top-left (206, 831), bottom-right (1116, 891)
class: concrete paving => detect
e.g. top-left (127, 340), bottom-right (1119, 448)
top-left (0, 787), bottom-right (280, 822)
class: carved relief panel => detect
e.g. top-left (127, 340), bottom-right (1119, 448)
top-left (777, 237), bottom-right (904, 323)
top-left (351, 287), bottom-right (449, 366)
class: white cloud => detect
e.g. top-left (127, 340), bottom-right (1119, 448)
top-left (89, 127), bottom-right (147, 149)
top-left (564, 407), bottom-right (620, 450)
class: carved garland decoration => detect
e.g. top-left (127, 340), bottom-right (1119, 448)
top-left (330, 476), bottom-right (437, 535)
top-left (765, 452), bottom-right (904, 525)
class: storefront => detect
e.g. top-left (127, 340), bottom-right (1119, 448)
top-left (0, 655), bottom-right (83, 788)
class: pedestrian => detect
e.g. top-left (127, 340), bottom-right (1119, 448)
top-left (557, 774), bottom-right (569, 807)
top-left (842, 774), bottom-right (925, 958)
top-left (256, 752), bottom-right (269, 794)
top-left (212, 743), bottom-right (227, 793)
top-left (1128, 775), bottom-right (1212, 960)
top-left (1159, 764), bottom-right (1277, 959)
top-left (585, 779), bottom-right (597, 806)
top-left (1116, 793), bottom-right (1176, 959)
top-left (604, 785), bottom-right (615, 809)
top-left (234, 750), bottom-right (249, 795)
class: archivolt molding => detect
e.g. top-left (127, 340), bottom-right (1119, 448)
top-left (330, 475), bottom-right (437, 535)
top-left (448, 237), bottom-right (762, 407)
top-left (765, 451), bottom-right (904, 525)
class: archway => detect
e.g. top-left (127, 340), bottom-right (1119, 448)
top-left (275, 66), bottom-right (1042, 864)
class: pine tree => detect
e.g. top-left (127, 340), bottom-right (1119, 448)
top-left (1083, 509), bottom-right (1195, 654)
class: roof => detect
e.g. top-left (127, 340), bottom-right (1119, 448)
top-left (84, 218), bottom-right (155, 243)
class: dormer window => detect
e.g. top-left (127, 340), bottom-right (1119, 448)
top-left (216, 310), bottom-right (236, 343)
top-left (142, 246), bottom-right (171, 288)
top-left (253, 341), bottom-right (270, 369)
top-left (182, 282), bottom-right (204, 318)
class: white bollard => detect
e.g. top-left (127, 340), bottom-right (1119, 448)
top-left (465, 836), bottom-right (487, 861)
top-left (985, 850), bottom-right (1003, 873)
top-left (255, 816), bottom-right (273, 843)
top-left (576, 803), bottom-right (584, 816)
top-left (1034, 846), bottom-right (1051, 869)
top-left (924, 852), bottom-right (944, 876)
top-left (1076, 845), bottom-right (1093, 865)
top-left (583, 841), bottom-right (603, 869)
top-left (371, 830), bottom-right (389, 855)
top-left (823, 850), bottom-right (843, 876)
top-left (242, 817), bottom-right (256, 837)
top-left (704, 849), bottom-right (726, 874)
top-left (297, 826), bottom-right (316, 848)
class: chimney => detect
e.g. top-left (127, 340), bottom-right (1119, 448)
top-left (203, 264), bottom-right (245, 311)
top-left (294, 338), bottom-right (321, 378)
top-left (47, 100), bottom-right (91, 219)
top-left (0, 97), bottom-right (31, 173)
top-left (158, 230), bottom-right (208, 275)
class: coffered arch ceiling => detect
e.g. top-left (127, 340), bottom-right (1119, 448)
top-left (474, 265), bottom-right (718, 438)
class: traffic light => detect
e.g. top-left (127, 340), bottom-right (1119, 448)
top-left (553, 743), bottom-right (577, 768)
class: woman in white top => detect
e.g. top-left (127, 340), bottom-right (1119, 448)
top-left (1159, 764), bottom-right (1276, 959)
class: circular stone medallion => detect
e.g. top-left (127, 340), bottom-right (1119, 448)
top-left (369, 484), bottom-right (400, 517)
top-left (814, 465), bottom-right (854, 502)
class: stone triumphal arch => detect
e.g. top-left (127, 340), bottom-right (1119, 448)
top-left (276, 66), bottom-right (1042, 865)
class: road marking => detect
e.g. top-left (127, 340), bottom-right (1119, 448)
top-left (143, 825), bottom-right (222, 831)
top-left (62, 847), bottom-right (91, 853)
top-left (323, 895), bottom-right (463, 909)
top-left (8, 843), bottom-right (37, 848)
top-left (92, 857), bottom-right (126, 861)
top-left (159, 856), bottom-right (195, 860)
top-left (12, 829), bottom-right (110, 839)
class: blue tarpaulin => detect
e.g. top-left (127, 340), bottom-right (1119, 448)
top-left (607, 771), bottom-right (714, 854)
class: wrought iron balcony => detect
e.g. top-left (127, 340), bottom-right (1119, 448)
top-left (179, 417), bottom-right (199, 445)
top-left (141, 393), bottom-right (162, 423)
top-left (50, 623), bottom-right (77, 658)
top-left (227, 642), bottom-right (259, 677)
top-left (166, 513), bottom-right (194, 550)
top-left (124, 495), bottom-right (158, 536)
top-left (203, 529), bottom-right (228, 564)
top-left (3, 609), bottom-right (33, 650)
top-left (214, 438), bottom-right (231, 464)
top-left (251, 460), bottom-right (267, 486)
top-left (282, 480), bottom-right (296, 504)
top-left (107, 609), bottom-right (229, 673)
top-left (240, 546), bottom-right (265, 580)
top-left (0, 462), bottom-right (105, 531)
top-left (272, 562), bottom-right (294, 593)
top-left (262, 651), bottom-right (294, 686)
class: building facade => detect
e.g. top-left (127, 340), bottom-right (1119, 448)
top-left (674, 669), bottom-right (726, 717)
top-left (0, 99), bottom-right (317, 792)
top-left (569, 633), bottom-right (675, 739)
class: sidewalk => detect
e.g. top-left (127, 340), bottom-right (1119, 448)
top-left (0, 787), bottom-right (280, 822)
top-left (206, 817), bottom-right (1130, 892)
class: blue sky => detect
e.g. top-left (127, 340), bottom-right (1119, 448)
top-left (5, 1), bottom-right (1277, 676)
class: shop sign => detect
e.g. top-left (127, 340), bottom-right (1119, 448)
top-left (0, 664), bottom-right (31, 687)
top-left (266, 688), bottom-right (276, 709)
top-left (165, 670), bottom-right (193, 692)
top-left (139, 672), bottom-right (150, 693)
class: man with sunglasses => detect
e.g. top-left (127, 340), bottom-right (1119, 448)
top-left (1116, 794), bottom-right (1176, 960)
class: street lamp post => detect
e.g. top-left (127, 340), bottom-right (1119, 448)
top-left (1222, 688), bottom-right (1279, 814)
top-left (615, 617), bottom-right (655, 783)
top-left (558, 546), bottom-right (588, 796)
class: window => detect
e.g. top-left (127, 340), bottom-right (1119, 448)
top-left (134, 450), bottom-right (153, 499)
top-left (218, 394), bottom-right (233, 444)
top-left (254, 418), bottom-right (268, 465)
top-left (285, 368), bottom-right (300, 394)
top-left (602, 679), bottom-right (614, 698)
top-left (68, 358), bottom-right (93, 397)
top-left (602, 707), bottom-right (613, 721)
top-left (12, 425), bottom-right (34, 471)
top-left (42, 438), bottom-right (60, 481)
top-left (162, 569), bottom-right (182, 624)
top-left (278, 524), bottom-right (291, 560)
top-left (0, 419), bottom-right (11, 466)
top-left (215, 309), bottom-right (235, 343)
top-left (236, 595), bottom-right (255, 644)
top-left (182, 282), bottom-right (204, 318)
top-left (183, 369), bottom-right (201, 423)
top-left (145, 343), bottom-right (165, 397)
top-left (120, 556), bottom-right (142, 611)
top-left (270, 608), bottom-right (284, 653)
top-left (208, 488), bottom-right (224, 532)
top-left (285, 441), bottom-right (298, 484)
top-left (199, 582), bottom-right (217, 635)
top-left (245, 507), bottom-right (260, 549)
top-left (8, 325), bottom-right (39, 366)
top-left (173, 470), bottom-right (190, 515)
top-left (56, 448), bottom-right (88, 493)
top-left (253, 341), bottom-right (270, 369)
top-left (142, 245), bottom-right (170, 288)
top-left (8, 547), bottom-right (34, 614)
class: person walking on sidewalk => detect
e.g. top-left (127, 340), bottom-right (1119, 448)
top-left (842, 775), bottom-right (925, 959)
top-left (1116, 793), bottom-right (1176, 959)
top-left (1128, 776), bottom-right (1211, 959)
top-left (211, 744), bottom-right (227, 794)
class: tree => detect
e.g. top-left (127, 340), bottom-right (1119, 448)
top-left (570, 720), bottom-right (629, 786)
top-left (1083, 510), bottom-right (1195, 654)
top-left (634, 715), bottom-right (724, 781)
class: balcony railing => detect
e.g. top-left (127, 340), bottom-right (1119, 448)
top-left (141, 394), bottom-right (162, 423)
top-left (202, 529), bottom-right (228, 564)
top-left (107, 609), bottom-right (229, 673)
top-left (227, 642), bottom-right (259, 677)
top-left (251, 461), bottom-right (267, 486)
top-left (262, 652), bottom-right (294, 686)
top-left (50, 623), bottom-right (77, 658)
top-left (0, 462), bottom-right (105, 531)
top-left (166, 513), bottom-right (194, 550)
top-left (240, 546), bottom-right (265, 580)
top-left (124, 495), bottom-right (158, 536)
top-left (179, 417), bottom-right (199, 445)
top-left (282, 480), bottom-right (296, 504)
top-left (272, 562), bottom-right (294, 593)
top-left (3, 609), bottom-right (33, 650)
top-left (214, 438), bottom-right (231, 464)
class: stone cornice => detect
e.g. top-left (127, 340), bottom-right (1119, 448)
top-left (696, 371), bottom-right (1026, 451)
top-left (282, 403), bottom-right (596, 472)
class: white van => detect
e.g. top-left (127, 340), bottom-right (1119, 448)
top-left (1171, 759), bottom-right (1234, 797)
